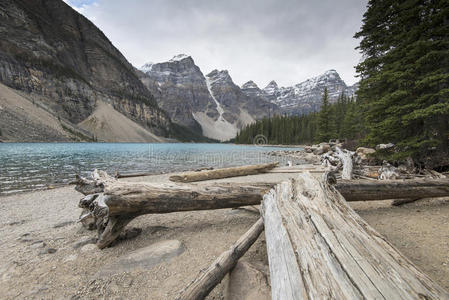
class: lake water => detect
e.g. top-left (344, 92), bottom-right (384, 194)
top-left (0, 143), bottom-right (302, 195)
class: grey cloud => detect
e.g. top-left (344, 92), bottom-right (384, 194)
top-left (72, 0), bottom-right (368, 87)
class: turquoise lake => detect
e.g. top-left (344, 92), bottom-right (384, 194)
top-left (0, 143), bottom-right (302, 195)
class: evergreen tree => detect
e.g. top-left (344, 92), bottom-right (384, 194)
top-left (316, 88), bottom-right (336, 142)
top-left (355, 0), bottom-right (449, 164)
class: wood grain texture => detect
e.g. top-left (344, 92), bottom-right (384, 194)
top-left (261, 172), bottom-right (449, 299)
top-left (169, 162), bottom-right (279, 183)
top-left (176, 218), bottom-right (264, 300)
top-left (337, 177), bottom-right (449, 201)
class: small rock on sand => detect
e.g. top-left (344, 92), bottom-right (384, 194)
top-left (30, 241), bottom-right (46, 249)
top-left (80, 244), bottom-right (98, 253)
top-left (96, 240), bottom-right (184, 277)
top-left (40, 248), bottom-right (57, 255)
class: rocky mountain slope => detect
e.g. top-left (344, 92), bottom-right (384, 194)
top-left (138, 55), bottom-right (278, 141)
top-left (244, 70), bottom-right (358, 115)
top-left (0, 0), bottom-right (174, 142)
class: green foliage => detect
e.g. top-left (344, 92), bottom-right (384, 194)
top-left (355, 0), bottom-right (449, 164)
top-left (234, 92), bottom-right (359, 145)
top-left (316, 88), bottom-right (337, 142)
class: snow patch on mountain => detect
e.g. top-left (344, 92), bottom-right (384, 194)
top-left (169, 54), bottom-right (190, 62)
top-left (206, 76), bottom-right (225, 122)
top-left (139, 62), bottom-right (154, 73)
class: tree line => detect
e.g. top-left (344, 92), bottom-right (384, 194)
top-left (233, 91), bottom-right (359, 145)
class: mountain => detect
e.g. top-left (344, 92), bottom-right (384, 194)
top-left (138, 55), bottom-right (279, 141)
top-left (0, 0), bottom-right (175, 142)
top-left (254, 70), bottom-right (358, 115)
top-left (240, 80), bottom-right (266, 99)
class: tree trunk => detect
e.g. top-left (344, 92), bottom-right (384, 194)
top-left (77, 171), bottom-right (272, 248)
top-left (169, 162), bottom-right (279, 183)
top-left (336, 178), bottom-right (449, 202)
top-left (261, 172), bottom-right (449, 299)
top-left (176, 218), bottom-right (264, 300)
top-left (335, 147), bottom-right (353, 180)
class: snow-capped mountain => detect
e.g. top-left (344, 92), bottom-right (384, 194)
top-left (240, 80), bottom-right (266, 99)
top-left (137, 55), bottom-right (278, 141)
top-left (247, 70), bottom-right (358, 115)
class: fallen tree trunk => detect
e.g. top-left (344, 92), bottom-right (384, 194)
top-left (169, 162), bottom-right (279, 183)
top-left (176, 218), bottom-right (264, 300)
top-left (76, 171), bottom-right (272, 248)
top-left (261, 172), bottom-right (449, 299)
top-left (336, 177), bottom-right (449, 202)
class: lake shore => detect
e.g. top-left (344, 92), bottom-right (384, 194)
top-left (1, 171), bottom-right (448, 299)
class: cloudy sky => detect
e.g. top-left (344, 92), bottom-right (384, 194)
top-left (65, 0), bottom-right (368, 87)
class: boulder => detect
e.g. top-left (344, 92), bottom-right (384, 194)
top-left (356, 147), bottom-right (376, 161)
top-left (313, 143), bottom-right (330, 155)
top-left (80, 244), bottom-right (97, 253)
top-left (96, 240), bottom-right (184, 277)
top-left (224, 261), bottom-right (271, 300)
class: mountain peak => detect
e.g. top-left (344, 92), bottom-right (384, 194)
top-left (206, 69), bottom-right (232, 84)
top-left (241, 80), bottom-right (259, 90)
top-left (265, 80), bottom-right (278, 89)
top-left (139, 62), bottom-right (154, 73)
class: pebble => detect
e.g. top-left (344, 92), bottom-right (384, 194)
top-left (80, 244), bottom-right (98, 252)
top-left (30, 241), bottom-right (46, 249)
top-left (40, 248), bottom-right (57, 255)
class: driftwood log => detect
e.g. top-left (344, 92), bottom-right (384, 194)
top-left (176, 218), bottom-right (264, 300)
top-left (335, 147), bottom-right (354, 180)
top-left (76, 169), bottom-right (449, 248)
top-left (336, 177), bottom-right (449, 202)
top-left (261, 172), bottom-right (449, 299)
top-left (169, 162), bottom-right (278, 183)
top-left (76, 170), bottom-right (272, 248)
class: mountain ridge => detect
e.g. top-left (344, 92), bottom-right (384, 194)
top-left (138, 55), bottom-right (279, 141)
top-left (253, 69), bottom-right (358, 115)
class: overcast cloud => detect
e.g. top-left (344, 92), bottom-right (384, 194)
top-left (65, 0), bottom-right (368, 87)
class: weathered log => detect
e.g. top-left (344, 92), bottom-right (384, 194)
top-left (335, 147), bottom-right (354, 180)
top-left (76, 170), bottom-right (449, 248)
top-left (169, 162), bottom-right (279, 183)
top-left (99, 181), bottom-right (272, 216)
top-left (261, 172), bottom-right (449, 299)
top-left (336, 178), bottom-right (449, 202)
top-left (77, 171), bottom-right (272, 248)
top-left (176, 218), bottom-right (264, 300)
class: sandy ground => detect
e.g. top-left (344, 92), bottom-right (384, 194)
top-left (0, 171), bottom-right (448, 299)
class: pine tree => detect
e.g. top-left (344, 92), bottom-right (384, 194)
top-left (316, 88), bottom-right (337, 142)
